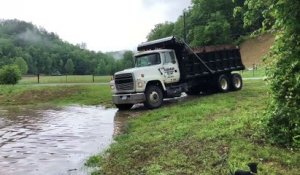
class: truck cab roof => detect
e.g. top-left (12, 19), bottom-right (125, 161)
top-left (137, 36), bottom-right (184, 52)
top-left (134, 49), bottom-right (173, 57)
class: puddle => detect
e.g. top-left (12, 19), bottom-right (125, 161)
top-left (0, 93), bottom-right (190, 175)
top-left (0, 105), bottom-right (117, 175)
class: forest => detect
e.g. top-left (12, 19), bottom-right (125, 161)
top-left (0, 0), bottom-right (269, 77)
top-left (0, 19), bottom-right (134, 76)
top-left (147, 0), bottom-right (267, 45)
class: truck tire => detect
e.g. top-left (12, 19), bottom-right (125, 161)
top-left (144, 85), bottom-right (163, 109)
top-left (217, 74), bottom-right (230, 92)
top-left (230, 73), bottom-right (243, 91)
top-left (115, 104), bottom-right (133, 110)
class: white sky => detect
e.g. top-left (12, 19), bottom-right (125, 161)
top-left (0, 0), bottom-right (191, 52)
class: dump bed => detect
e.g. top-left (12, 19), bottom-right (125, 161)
top-left (137, 36), bottom-right (245, 81)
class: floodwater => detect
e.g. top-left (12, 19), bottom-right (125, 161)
top-left (0, 105), bottom-right (118, 175)
top-left (0, 94), bottom-right (189, 175)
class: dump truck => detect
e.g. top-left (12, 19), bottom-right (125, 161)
top-left (110, 36), bottom-right (245, 110)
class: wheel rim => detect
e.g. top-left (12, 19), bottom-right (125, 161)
top-left (149, 91), bottom-right (160, 104)
top-left (233, 77), bottom-right (241, 88)
top-left (220, 78), bottom-right (228, 90)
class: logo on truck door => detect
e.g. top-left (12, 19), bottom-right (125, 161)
top-left (163, 67), bottom-right (175, 78)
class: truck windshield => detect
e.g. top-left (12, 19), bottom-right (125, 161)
top-left (135, 53), bottom-right (161, 67)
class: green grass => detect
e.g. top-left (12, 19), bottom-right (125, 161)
top-left (89, 80), bottom-right (300, 175)
top-left (0, 75), bottom-right (112, 107)
top-left (238, 68), bottom-right (266, 78)
top-left (19, 75), bottom-right (111, 84)
top-left (0, 84), bottom-right (113, 107)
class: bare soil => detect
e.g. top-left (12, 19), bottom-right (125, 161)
top-left (240, 33), bottom-right (275, 68)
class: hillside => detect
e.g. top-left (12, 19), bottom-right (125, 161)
top-left (240, 34), bottom-right (275, 68)
top-left (0, 19), bottom-right (131, 75)
top-left (0, 19), bottom-right (274, 75)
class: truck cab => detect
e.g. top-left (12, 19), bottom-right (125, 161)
top-left (110, 49), bottom-right (181, 110)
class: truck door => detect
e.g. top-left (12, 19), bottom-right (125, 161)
top-left (161, 51), bottom-right (180, 84)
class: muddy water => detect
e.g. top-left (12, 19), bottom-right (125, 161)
top-left (0, 93), bottom-right (190, 175)
top-left (0, 106), bottom-right (117, 175)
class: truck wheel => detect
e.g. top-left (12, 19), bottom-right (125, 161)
top-left (115, 104), bottom-right (133, 110)
top-left (144, 85), bottom-right (163, 109)
top-left (217, 74), bottom-right (230, 92)
top-left (230, 73), bottom-right (243, 91)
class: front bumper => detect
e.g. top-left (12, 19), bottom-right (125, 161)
top-left (112, 93), bottom-right (145, 104)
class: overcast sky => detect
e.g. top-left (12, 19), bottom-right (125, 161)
top-left (0, 0), bottom-right (191, 52)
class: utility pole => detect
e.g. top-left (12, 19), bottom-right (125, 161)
top-left (183, 10), bottom-right (187, 42)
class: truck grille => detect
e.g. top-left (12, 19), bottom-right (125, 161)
top-left (115, 73), bottom-right (134, 91)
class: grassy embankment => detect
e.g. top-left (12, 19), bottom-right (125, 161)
top-left (87, 80), bottom-right (300, 175)
top-left (0, 75), bottom-right (112, 107)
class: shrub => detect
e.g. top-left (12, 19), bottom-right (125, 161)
top-left (0, 65), bottom-right (22, 85)
top-left (266, 36), bottom-right (300, 147)
top-left (263, 0), bottom-right (300, 147)
top-left (240, 0), bottom-right (300, 147)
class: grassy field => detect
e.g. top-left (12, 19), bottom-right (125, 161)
top-left (87, 80), bottom-right (299, 175)
top-left (19, 75), bottom-right (111, 84)
top-left (238, 68), bottom-right (266, 78)
top-left (17, 72), bottom-right (263, 85)
top-left (0, 84), bottom-right (112, 107)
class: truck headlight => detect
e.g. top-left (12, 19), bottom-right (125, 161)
top-left (110, 84), bottom-right (115, 90)
top-left (137, 80), bottom-right (144, 88)
top-left (138, 82), bottom-right (143, 87)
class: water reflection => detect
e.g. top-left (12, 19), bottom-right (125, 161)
top-left (0, 106), bottom-right (117, 175)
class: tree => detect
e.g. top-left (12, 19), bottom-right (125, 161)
top-left (64, 58), bottom-right (74, 75)
top-left (14, 57), bottom-right (28, 74)
top-left (122, 51), bottom-right (134, 69)
top-left (146, 0), bottom-right (251, 46)
top-left (189, 12), bottom-right (231, 46)
top-left (242, 0), bottom-right (300, 147)
top-left (147, 22), bottom-right (175, 41)
top-left (0, 65), bottom-right (22, 84)
top-left (234, 0), bottom-right (273, 32)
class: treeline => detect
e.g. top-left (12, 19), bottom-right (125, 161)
top-left (147, 0), bottom-right (270, 46)
top-left (0, 19), bottom-right (134, 75)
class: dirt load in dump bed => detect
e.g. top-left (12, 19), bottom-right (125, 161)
top-left (239, 33), bottom-right (275, 68)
